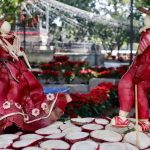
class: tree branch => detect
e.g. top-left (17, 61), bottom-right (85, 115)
top-left (137, 7), bottom-right (150, 16)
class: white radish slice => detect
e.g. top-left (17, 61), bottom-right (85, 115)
top-left (22, 147), bottom-right (44, 150)
top-left (20, 134), bottom-right (43, 140)
top-left (40, 140), bottom-right (70, 150)
top-left (0, 134), bottom-right (19, 141)
top-left (45, 121), bottom-right (64, 128)
top-left (95, 118), bottom-right (109, 125)
top-left (64, 120), bottom-right (72, 124)
top-left (35, 128), bottom-right (61, 135)
top-left (60, 124), bottom-right (75, 131)
top-left (123, 143), bottom-right (139, 150)
top-left (90, 130), bottom-right (122, 142)
top-left (124, 131), bottom-right (150, 150)
top-left (15, 131), bottom-right (23, 136)
top-left (62, 126), bottom-right (82, 134)
top-left (71, 141), bottom-right (98, 150)
top-left (82, 123), bottom-right (103, 132)
top-left (0, 139), bottom-right (13, 148)
top-left (100, 142), bottom-right (126, 150)
top-left (105, 123), bottom-right (134, 134)
top-left (12, 139), bottom-right (38, 149)
top-left (71, 118), bottom-right (94, 126)
top-left (65, 132), bottom-right (89, 144)
top-left (104, 116), bottom-right (111, 121)
top-left (45, 133), bottom-right (66, 140)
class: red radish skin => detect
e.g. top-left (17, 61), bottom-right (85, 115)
top-left (45, 133), bottom-right (66, 140)
top-left (65, 132), bottom-right (89, 144)
top-left (90, 130), bottom-right (122, 143)
top-left (71, 141), bottom-right (98, 150)
top-left (39, 140), bottom-right (70, 150)
top-left (71, 118), bottom-right (94, 126)
top-left (82, 124), bottom-right (104, 132)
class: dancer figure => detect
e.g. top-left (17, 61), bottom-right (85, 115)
top-left (111, 8), bottom-right (150, 132)
top-left (0, 20), bottom-right (72, 132)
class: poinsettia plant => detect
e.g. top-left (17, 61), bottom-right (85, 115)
top-left (63, 82), bottom-right (119, 118)
top-left (63, 71), bottom-right (75, 83)
top-left (37, 55), bottom-right (128, 83)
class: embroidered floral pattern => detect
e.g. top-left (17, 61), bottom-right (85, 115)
top-left (46, 93), bottom-right (55, 101)
top-left (15, 102), bottom-right (22, 109)
top-left (41, 102), bottom-right (48, 111)
top-left (24, 114), bottom-right (29, 122)
top-left (3, 101), bottom-right (11, 109)
top-left (32, 108), bottom-right (40, 117)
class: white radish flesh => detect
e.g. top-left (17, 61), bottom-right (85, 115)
top-left (35, 128), bottom-right (61, 135)
top-left (12, 139), bottom-right (38, 148)
top-left (45, 133), bottom-right (66, 140)
top-left (65, 132), bottom-right (89, 143)
top-left (95, 118), bottom-right (109, 125)
top-left (71, 141), bottom-right (98, 150)
top-left (22, 147), bottom-right (44, 150)
top-left (90, 130), bottom-right (122, 142)
top-left (82, 123), bottom-right (103, 132)
top-left (20, 134), bottom-right (43, 140)
top-left (62, 126), bottom-right (82, 134)
top-left (40, 140), bottom-right (70, 150)
top-left (71, 118), bottom-right (94, 126)
top-left (124, 131), bottom-right (150, 150)
top-left (100, 142), bottom-right (126, 150)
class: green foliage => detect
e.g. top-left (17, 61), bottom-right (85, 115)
top-left (0, 0), bottom-right (23, 23)
top-left (58, 0), bottom-right (94, 11)
top-left (136, 0), bottom-right (150, 7)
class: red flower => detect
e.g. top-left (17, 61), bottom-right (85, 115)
top-left (64, 71), bottom-right (75, 77)
top-left (53, 55), bottom-right (69, 62)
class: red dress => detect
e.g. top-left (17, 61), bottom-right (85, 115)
top-left (0, 35), bottom-right (68, 132)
